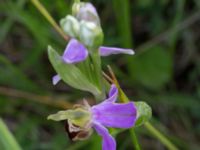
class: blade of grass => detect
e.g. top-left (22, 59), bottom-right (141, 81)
top-left (112, 0), bottom-right (133, 47)
top-left (0, 0), bottom-right (26, 43)
top-left (0, 118), bottom-right (22, 150)
top-left (0, 54), bottom-right (41, 92)
top-left (30, 0), bottom-right (69, 41)
top-left (144, 122), bottom-right (178, 150)
top-left (168, 0), bottom-right (185, 52)
top-left (136, 10), bottom-right (200, 55)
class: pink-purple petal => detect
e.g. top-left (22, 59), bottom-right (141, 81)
top-left (62, 38), bottom-right (88, 63)
top-left (78, 3), bottom-right (98, 19)
top-left (93, 122), bottom-right (116, 150)
top-left (92, 102), bottom-right (137, 128)
top-left (104, 84), bottom-right (118, 103)
top-left (52, 74), bottom-right (61, 85)
top-left (99, 46), bottom-right (135, 56)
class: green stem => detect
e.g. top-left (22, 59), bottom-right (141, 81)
top-left (144, 122), bottom-right (178, 150)
top-left (90, 51), bottom-right (105, 101)
top-left (30, 0), bottom-right (69, 41)
top-left (129, 129), bottom-right (141, 150)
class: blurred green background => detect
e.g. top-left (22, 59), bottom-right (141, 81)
top-left (0, 0), bottom-right (200, 149)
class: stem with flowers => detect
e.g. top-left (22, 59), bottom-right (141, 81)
top-left (30, 0), bottom-right (179, 150)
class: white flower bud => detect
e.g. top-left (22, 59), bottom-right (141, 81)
top-left (60, 15), bottom-right (80, 38)
top-left (72, 2), bottom-right (100, 25)
top-left (79, 21), bottom-right (103, 48)
top-left (72, 1), bottom-right (83, 16)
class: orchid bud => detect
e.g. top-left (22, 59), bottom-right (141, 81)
top-left (72, 2), bottom-right (100, 25)
top-left (60, 15), bottom-right (80, 38)
top-left (72, 1), bottom-right (82, 16)
top-left (79, 21), bottom-right (103, 48)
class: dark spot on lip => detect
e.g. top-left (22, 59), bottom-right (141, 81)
top-left (64, 120), bottom-right (80, 141)
top-left (64, 120), bottom-right (91, 141)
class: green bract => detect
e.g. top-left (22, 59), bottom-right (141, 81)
top-left (48, 46), bottom-right (101, 96)
top-left (135, 101), bottom-right (152, 127)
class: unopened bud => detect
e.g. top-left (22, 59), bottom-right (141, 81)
top-left (79, 21), bottom-right (103, 48)
top-left (60, 15), bottom-right (80, 38)
top-left (72, 1), bottom-right (83, 16)
top-left (72, 2), bottom-right (100, 25)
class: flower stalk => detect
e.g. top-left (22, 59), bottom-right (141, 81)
top-left (89, 50), bottom-right (105, 100)
top-left (30, 0), bottom-right (179, 150)
top-left (144, 122), bottom-right (178, 150)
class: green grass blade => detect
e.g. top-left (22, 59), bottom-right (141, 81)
top-left (0, 118), bottom-right (22, 150)
top-left (112, 0), bottom-right (133, 47)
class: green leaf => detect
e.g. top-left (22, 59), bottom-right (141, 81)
top-left (48, 46), bottom-right (101, 96)
top-left (135, 101), bottom-right (152, 127)
top-left (0, 118), bottom-right (22, 150)
top-left (129, 46), bottom-right (173, 90)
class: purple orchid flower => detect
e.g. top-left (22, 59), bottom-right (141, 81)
top-left (48, 84), bottom-right (137, 150)
top-left (91, 84), bottom-right (137, 150)
top-left (52, 38), bottom-right (134, 85)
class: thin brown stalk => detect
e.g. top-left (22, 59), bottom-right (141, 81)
top-left (0, 86), bottom-right (72, 109)
top-left (102, 71), bottom-right (114, 83)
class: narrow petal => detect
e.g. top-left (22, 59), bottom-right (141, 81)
top-left (104, 84), bottom-right (118, 103)
top-left (99, 46), bottom-right (134, 56)
top-left (92, 102), bottom-right (137, 128)
top-left (62, 38), bottom-right (88, 63)
top-left (93, 122), bottom-right (116, 150)
top-left (52, 74), bottom-right (61, 85)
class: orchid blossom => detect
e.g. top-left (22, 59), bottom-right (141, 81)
top-left (48, 84), bottom-right (137, 150)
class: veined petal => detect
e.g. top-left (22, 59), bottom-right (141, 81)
top-left (52, 74), bottom-right (61, 85)
top-left (93, 122), bottom-right (116, 150)
top-left (74, 2), bottom-right (100, 25)
top-left (104, 84), bottom-right (118, 103)
top-left (99, 46), bottom-right (134, 56)
top-left (92, 102), bottom-right (137, 128)
top-left (62, 38), bottom-right (88, 63)
top-left (81, 3), bottom-right (98, 16)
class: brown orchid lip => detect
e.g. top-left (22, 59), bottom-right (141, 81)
top-left (64, 120), bottom-right (92, 141)
top-left (65, 120), bottom-right (79, 141)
